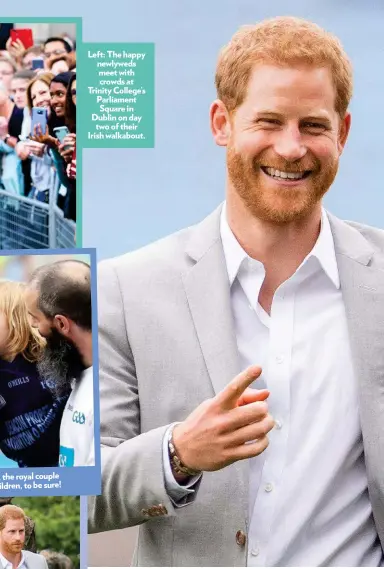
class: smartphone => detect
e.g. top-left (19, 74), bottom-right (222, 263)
top-left (30, 107), bottom-right (48, 137)
top-left (53, 126), bottom-right (71, 151)
top-left (32, 58), bottom-right (44, 70)
top-left (10, 29), bottom-right (34, 50)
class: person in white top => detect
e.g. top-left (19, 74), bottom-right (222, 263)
top-left (25, 259), bottom-right (94, 467)
top-left (89, 15), bottom-right (384, 567)
top-left (0, 505), bottom-right (47, 569)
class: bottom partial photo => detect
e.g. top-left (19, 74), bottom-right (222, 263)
top-left (0, 496), bottom-right (80, 569)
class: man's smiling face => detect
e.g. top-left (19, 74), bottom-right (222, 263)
top-left (225, 64), bottom-right (350, 223)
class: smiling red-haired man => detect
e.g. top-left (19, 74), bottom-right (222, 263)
top-left (89, 16), bottom-right (384, 567)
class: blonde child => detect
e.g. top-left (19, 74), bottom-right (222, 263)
top-left (0, 281), bottom-right (68, 467)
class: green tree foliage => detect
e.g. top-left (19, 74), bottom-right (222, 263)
top-left (13, 497), bottom-right (80, 569)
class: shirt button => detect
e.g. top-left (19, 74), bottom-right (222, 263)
top-left (251, 547), bottom-right (260, 557)
top-left (265, 482), bottom-right (274, 492)
top-left (276, 354), bottom-right (284, 364)
top-left (275, 419), bottom-right (283, 430)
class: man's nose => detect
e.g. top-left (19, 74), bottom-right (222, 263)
top-left (273, 125), bottom-right (307, 162)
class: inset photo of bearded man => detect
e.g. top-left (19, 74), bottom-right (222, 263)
top-left (0, 250), bottom-right (97, 469)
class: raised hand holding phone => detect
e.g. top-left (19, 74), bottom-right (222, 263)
top-left (10, 28), bottom-right (34, 50)
top-left (53, 126), bottom-right (70, 148)
top-left (6, 37), bottom-right (25, 64)
top-left (30, 107), bottom-right (48, 138)
top-left (58, 132), bottom-right (76, 161)
top-left (32, 124), bottom-right (58, 148)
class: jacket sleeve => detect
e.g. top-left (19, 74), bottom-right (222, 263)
top-left (88, 260), bottom-right (183, 533)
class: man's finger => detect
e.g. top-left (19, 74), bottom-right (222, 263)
top-left (227, 400), bottom-right (270, 430)
top-left (231, 435), bottom-right (270, 461)
top-left (215, 365), bottom-right (262, 410)
top-left (237, 387), bottom-right (269, 407)
top-left (226, 413), bottom-right (275, 444)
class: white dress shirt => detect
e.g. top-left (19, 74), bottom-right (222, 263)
top-left (164, 204), bottom-right (382, 566)
top-left (0, 550), bottom-right (26, 569)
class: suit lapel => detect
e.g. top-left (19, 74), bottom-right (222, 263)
top-left (337, 255), bottom-right (384, 390)
top-left (329, 213), bottom-right (384, 436)
top-left (182, 205), bottom-right (241, 396)
top-left (183, 205), bottom-right (249, 524)
top-left (330, 213), bottom-right (384, 545)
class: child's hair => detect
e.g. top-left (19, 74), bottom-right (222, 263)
top-left (0, 281), bottom-right (45, 362)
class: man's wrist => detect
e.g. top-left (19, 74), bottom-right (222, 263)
top-left (168, 425), bottom-right (201, 478)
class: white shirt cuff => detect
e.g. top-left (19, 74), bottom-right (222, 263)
top-left (162, 423), bottom-right (202, 506)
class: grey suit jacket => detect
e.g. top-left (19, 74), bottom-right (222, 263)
top-left (0, 551), bottom-right (48, 569)
top-left (88, 205), bottom-right (384, 567)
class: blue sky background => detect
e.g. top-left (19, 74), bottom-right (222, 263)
top-left (79, 0), bottom-right (383, 260)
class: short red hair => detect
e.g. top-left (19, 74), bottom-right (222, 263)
top-left (0, 505), bottom-right (25, 531)
top-left (215, 16), bottom-right (353, 118)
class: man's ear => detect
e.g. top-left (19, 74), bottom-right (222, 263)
top-left (210, 99), bottom-right (232, 147)
top-left (338, 112), bottom-right (351, 155)
top-left (53, 314), bottom-right (71, 337)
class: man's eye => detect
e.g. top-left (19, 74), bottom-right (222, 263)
top-left (303, 122), bottom-right (326, 130)
top-left (258, 118), bottom-right (280, 126)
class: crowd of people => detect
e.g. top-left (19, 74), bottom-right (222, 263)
top-left (0, 258), bottom-right (94, 468)
top-left (0, 25), bottom-right (77, 250)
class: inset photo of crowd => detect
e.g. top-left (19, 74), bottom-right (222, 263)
top-left (0, 22), bottom-right (77, 251)
top-left (0, 252), bottom-right (95, 470)
top-left (0, 496), bottom-right (80, 569)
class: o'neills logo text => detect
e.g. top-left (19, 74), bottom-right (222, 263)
top-left (8, 376), bottom-right (30, 388)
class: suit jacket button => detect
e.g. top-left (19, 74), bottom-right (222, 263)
top-left (236, 530), bottom-right (246, 547)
